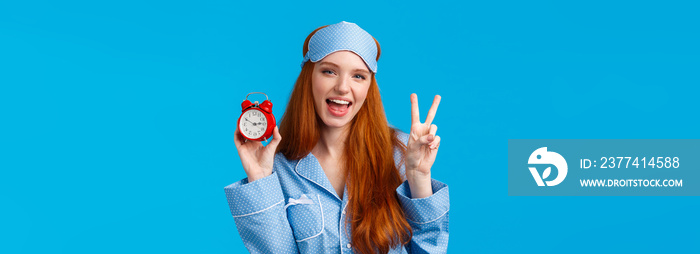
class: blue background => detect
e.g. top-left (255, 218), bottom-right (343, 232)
top-left (1, 0), bottom-right (698, 253)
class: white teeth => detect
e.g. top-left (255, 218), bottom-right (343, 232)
top-left (329, 99), bottom-right (350, 105)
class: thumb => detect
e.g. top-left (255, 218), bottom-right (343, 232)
top-left (409, 132), bottom-right (434, 150)
top-left (267, 126), bottom-right (282, 150)
top-left (418, 134), bottom-right (435, 146)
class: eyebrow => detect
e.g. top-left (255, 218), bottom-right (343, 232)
top-left (319, 61), bottom-right (370, 75)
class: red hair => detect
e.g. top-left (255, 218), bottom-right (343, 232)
top-left (277, 26), bottom-right (412, 253)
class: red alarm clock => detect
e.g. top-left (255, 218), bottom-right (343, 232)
top-left (238, 92), bottom-right (276, 141)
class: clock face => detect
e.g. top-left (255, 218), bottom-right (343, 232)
top-left (239, 109), bottom-right (268, 139)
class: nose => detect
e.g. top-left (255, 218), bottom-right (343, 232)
top-left (334, 75), bottom-right (351, 94)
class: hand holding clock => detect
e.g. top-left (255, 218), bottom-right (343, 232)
top-left (235, 93), bottom-right (279, 182)
top-left (405, 93), bottom-right (441, 199)
top-left (234, 126), bottom-right (281, 182)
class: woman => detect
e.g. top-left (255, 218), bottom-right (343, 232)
top-left (225, 21), bottom-right (449, 253)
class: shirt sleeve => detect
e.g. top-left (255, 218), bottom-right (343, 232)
top-left (396, 178), bottom-right (450, 254)
top-left (224, 171), bottom-right (299, 254)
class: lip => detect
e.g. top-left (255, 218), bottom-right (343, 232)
top-left (326, 97), bottom-right (353, 117)
top-left (326, 97), bottom-right (353, 104)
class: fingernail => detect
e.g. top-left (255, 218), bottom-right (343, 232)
top-left (428, 135), bottom-right (434, 141)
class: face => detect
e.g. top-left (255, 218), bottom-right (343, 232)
top-left (312, 51), bottom-right (372, 130)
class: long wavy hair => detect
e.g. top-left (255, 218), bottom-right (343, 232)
top-left (276, 26), bottom-right (412, 253)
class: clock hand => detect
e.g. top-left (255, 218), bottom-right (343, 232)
top-left (245, 118), bottom-right (257, 126)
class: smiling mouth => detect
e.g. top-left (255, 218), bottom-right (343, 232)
top-left (326, 99), bottom-right (352, 117)
top-left (326, 99), bottom-right (352, 107)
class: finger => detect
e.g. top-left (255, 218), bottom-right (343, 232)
top-left (430, 135), bottom-right (441, 150)
top-left (429, 124), bottom-right (437, 136)
top-left (417, 134), bottom-right (435, 146)
top-left (410, 93), bottom-right (420, 125)
top-left (410, 131), bottom-right (420, 142)
top-left (407, 132), bottom-right (429, 151)
top-left (424, 95), bottom-right (441, 125)
top-left (234, 128), bottom-right (242, 148)
top-left (406, 130), bottom-right (419, 151)
top-left (268, 126), bottom-right (282, 148)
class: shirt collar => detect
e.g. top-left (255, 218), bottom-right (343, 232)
top-left (294, 152), bottom-right (342, 201)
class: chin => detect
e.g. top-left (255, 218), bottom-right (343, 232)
top-left (320, 117), bottom-right (352, 129)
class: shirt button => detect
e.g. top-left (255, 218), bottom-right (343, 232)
top-left (347, 243), bottom-right (351, 248)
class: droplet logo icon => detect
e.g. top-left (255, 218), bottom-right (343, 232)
top-left (528, 147), bottom-right (567, 186)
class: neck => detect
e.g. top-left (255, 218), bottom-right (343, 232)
top-left (313, 124), bottom-right (350, 160)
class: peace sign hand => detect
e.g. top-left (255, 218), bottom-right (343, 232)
top-left (405, 93), bottom-right (441, 198)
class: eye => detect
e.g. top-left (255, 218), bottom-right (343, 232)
top-left (353, 74), bottom-right (366, 80)
top-left (322, 69), bottom-right (335, 75)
